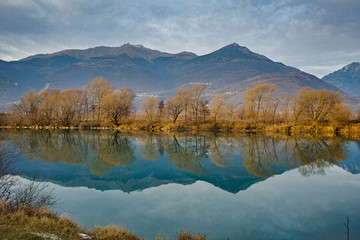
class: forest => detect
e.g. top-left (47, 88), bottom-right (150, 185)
top-left (1, 76), bottom-right (359, 135)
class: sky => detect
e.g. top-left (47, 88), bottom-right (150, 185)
top-left (0, 0), bottom-right (360, 78)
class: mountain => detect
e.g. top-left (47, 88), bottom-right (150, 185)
top-left (1, 43), bottom-right (359, 110)
top-left (227, 72), bottom-right (360, 107)
top-left (0, 74), bottom-right (23, 105)
top-left (322, 62), bottom-right (360, 97)
top-left (21, 44), bottom-right (177, 62)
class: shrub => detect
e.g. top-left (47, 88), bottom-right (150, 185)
top-left (91, 225), bottom-right (142, 240)
top-left (176, 231), bottom-right (207, 240)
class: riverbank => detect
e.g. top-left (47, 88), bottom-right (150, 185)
top-left (0, 201), bottom-right (206, 240)
top-left (1, 121), bottom-right (360, 140)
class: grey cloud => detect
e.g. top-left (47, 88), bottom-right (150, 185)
top-left (0, 0), bottom-right (359, 77)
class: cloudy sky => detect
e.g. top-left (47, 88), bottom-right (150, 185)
top-left (0, 0), bottom-right (359, 77)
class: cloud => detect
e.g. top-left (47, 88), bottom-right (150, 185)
top-left (0, 0), bottom-right (359, 77)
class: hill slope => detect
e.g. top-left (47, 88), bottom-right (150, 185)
top-left (322, 62), bottom-right (360, 97)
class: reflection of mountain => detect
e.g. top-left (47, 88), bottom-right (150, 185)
top-left (338, 141), bottom-right (360, 174)
top-left (2, 129), bottom-right (358, 193)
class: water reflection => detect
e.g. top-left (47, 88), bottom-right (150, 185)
top-left (166, 135), bottom-right (208, 176)
top-left (0, 129), bottom-right (357, 193)
top-left (99, 134), bottom-right (136, 169)
top-left (2, 129), bottom-right (359, 240)
top-left (238, 134), bottom-right (349, 178)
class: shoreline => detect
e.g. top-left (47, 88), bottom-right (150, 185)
top-left (1, 122), bottom-right (360, 139)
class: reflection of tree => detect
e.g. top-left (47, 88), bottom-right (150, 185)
top-left (298, 159), bottom-right (331, 176)
top-left (156, 137), bottom-right (165, 157)
top-left (138, 134), bottom-right (160, 161)
top-left (2, 129), bottom-right (350, 180)
top-left (98, 132), bottom-right (136, 168)
top-left (208, 137), bottom-right (234, 168)
top-left (239, 134), bottom-right (282, 178)
top-left (2, 130), bottom-right (136, 176)
top-left (166, 135), bottom-right (209, 176)
top-left (294, 137), bottom-right (348, 176)
top-left (239, 134), bottom-right (349, 177)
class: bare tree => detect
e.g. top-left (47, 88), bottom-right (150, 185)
top-left (260, 84), bottom-right (276, 123)
top-left (85, 76), bottom-right (115, 121)
top-left (15, 89), bottom-right (41, 125)
top-left (100, 87), bottom-right (136, 126)
top-left (140, 97), bottom-right (160, 125)
top-left (291, 87), bottom-right (346, 128)
top-left (244, 83), bottom-right (270, 127)
top-left (39, 89), bottom-right (60, 125)
top-left (199, 100), bottom-right (209, 123)
top-left (224, 103), bottom-right (236, 121)
top-left (190, 84), bottom-right (207, 125)
top-left (282, 94), bottom-right (292, 125)
top-left (57, 89), bottom-right (83, 126)
top-left (209, 93), bottom-right (228, 125)
top-left (157, 100), bottom-right (165, 122)
top-left (167, 88), bottom-right (189, 124)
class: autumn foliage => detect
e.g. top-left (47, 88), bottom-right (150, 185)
top-left (1, 77), bottom-right (358, 134)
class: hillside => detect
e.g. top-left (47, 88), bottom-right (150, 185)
top-left (322, 62), bottom-right (360, 97)
top-left (1, 43), bottom-right (359, 110)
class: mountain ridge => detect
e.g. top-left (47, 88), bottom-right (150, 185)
top-left (1, 43), bottom-right (359, 110)
top-left (322, 62), bottom-right (360, 97)
top-left (20, 43), bottom-right (197, 62)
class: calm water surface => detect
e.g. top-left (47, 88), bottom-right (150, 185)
top-left (1, 129), bottom-right (360, 240)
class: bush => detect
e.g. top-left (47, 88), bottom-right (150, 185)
top-left (91, 225), bottom-right (142, 240)
top-left (176, 231), bottom-right (207, 240)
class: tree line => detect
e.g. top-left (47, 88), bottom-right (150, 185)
top-left (1, 76), bottom-right (359, 132)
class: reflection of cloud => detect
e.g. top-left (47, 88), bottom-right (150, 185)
top-left (0, 0), bottom-right (359, 76)
top-left (39, 166), bottom-right (360, 240)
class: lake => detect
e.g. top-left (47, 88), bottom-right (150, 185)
top-left (1, 129), bottom-right (360, 240)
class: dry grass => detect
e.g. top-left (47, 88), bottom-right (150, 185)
top-left (0, 201), bottom-right (208, 240)
top-left (0, 201), bottom-right (84, 239)
top-left (3, 117), bottom-right (360, 139)
top-left (91, 225), bottom-right (141, 240)
top-left (176, 231), bottom-right (207, 240)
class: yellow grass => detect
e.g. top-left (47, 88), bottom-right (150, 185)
top-left (0, 201), bottom-right (208, 240)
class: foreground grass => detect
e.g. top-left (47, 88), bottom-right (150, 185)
top-left (0, 201), bottom-right (206, 240)
top-left (0, 202), bottom-right (85, 239)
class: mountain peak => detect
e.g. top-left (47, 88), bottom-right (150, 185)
top-left (221, 42), bottom-right (244, 50)
top-left (227, 42), bottom-right (240, 47)
top-left (117, 43), bottom-right (174, 61)
top-left (322, 61), bottom-right (360, 97)
top-left (209, 43), bottom-right (270, 61)
top-left (123, 43), bottom-right (144, 48)
top-left (121, 43), bottom-right (145, 50)
top-left (342, 62), bottom-right (360, 73)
